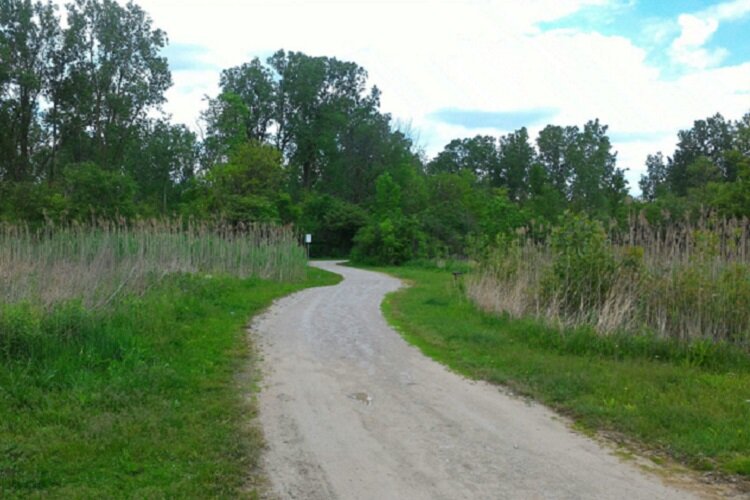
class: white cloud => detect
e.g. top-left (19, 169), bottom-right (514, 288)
top-left (668, 0), bottom-right (750, 70)
top-left (707, 0), bottom-right (750, 21)
top-left (669, 15), bottom-right (726, 69)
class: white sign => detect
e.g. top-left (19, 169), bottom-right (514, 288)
top-left (305, 234), bottom-right (312, 244)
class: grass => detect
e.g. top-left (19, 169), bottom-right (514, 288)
top-left (374, 265), bottom-right (750, 480)
top-left (0, 266), bottom-right (341, 498)
top-left (470, 213), bottom-right (750, 344)
top-left (0, 220), bottom-right (307, 308)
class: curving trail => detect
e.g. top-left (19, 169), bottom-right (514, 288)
top-left (253, 261), bottom-right (700, 500)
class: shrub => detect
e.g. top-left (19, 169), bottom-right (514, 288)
top-left (547, 212), bottom-right (617, 316)
top-left (351, 215), bottom-right (425, 265)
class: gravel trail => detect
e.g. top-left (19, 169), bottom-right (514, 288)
top-left (253, 261), bottom-right (703, 499)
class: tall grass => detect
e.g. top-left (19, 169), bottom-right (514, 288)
top-left (468, 212), bottom-right (750, 346)
top-left (0, 219), bottom-right (307, 309)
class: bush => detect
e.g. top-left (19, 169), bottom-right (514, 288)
top-left (351, 215), bottom-right (425, 265)
top-left (547, 212), bottom-right (617, 315)
top-left (351, 173), bottom-right (426, 264)
top-left (61, 163), bottom-right (137, 220)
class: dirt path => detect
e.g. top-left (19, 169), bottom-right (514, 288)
top-left (253, 261), bottom-right (702, 499)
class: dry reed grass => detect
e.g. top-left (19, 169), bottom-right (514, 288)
top-left (0, 219), bottom-right (307, 309)
top-left (468, 214), bottom-right (750, 344)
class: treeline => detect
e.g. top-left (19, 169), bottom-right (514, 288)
top-left (1, 0), bottom-right (748, 263)
top-left (0, 0), bottom-right (196, 218)
top-left (639, 113), bottom-right (750, 220)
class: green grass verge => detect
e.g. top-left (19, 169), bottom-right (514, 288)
top-left (0, 267), bottom-right (341, 498)
top-left (375, 265), bottom-right (750, 478)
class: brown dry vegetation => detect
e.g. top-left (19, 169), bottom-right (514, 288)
top-left (0, 219), bottom-right (307, 309)
top-left (468, 212), bottom-right (750, 345)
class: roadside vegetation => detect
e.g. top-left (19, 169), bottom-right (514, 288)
top-left (470, 213), bottom-right (750, 345)
top-left (0, 222), bottom-right (339, 497)
top-left (377, 262), bottom-right (750, 480)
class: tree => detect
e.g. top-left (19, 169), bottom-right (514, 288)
top-left (498, 127), bottom-right (534, 201)
top-left (268, 50), bottom-right (380, 191)
top-left (526, 163), bottom-right (565, 224)
top-left (639, 152), bottom-right (668, 201)
top-left (667, 114), bottom-right (735, 195)
top-left (427, 135), bottom-right (499, 182)
top-left (202, 59), bottom-right (276, 166)
top-left (536, 124), bottom-right (577, 196)
top-left (204, 50), bottom-right (397, 201)
top-left (53, 0), bottom-right (171, 170)
top-left (60, 162), bottom-right (136, 219)
top-left (710, 154), bottom-right (750, 217)
top-left (218, 58), bottom-right (275, 143)
top-left (0, 0), bottom-right (60, 181)
top-left (298, 194), bottom-right (367, 257)
top-left (567, 119), bottom-right (627, 218)
top-left (195, 141), bottom-right (286, 223)
top-left (352, 173), bottom-right (425, 264)
top-left (123, 120), bottom-right (198, 214)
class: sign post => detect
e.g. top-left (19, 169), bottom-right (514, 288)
top-left (305, 234), bottom-right (312, 259)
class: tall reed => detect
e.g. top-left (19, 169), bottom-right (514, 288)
top-left (468, 213), bottom-right (750, 345)
top-left (0, 219), bottom-right (307, 309)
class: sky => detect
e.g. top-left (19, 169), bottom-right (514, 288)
top-left (110, 0), bottom-right (750, 193)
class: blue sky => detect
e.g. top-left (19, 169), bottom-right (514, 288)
top-left (540, 0), bottom-right (750, 72)
top-left (108, 0), bottom-right (750, 194)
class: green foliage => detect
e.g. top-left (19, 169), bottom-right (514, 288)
top-left (419, 171), bottom-right (479, 255)
top-left (351, 215), bottom-right (424, 265)
top-left (641, 112), bottom-right (750, 219)
top-left (123, 121), bottom-right (198, 215)
top-left (709, 155), bottom-right (750, 218)
top-left (427, 135), bottom-right (499, 181)
top-left (57, 162), bottom-right (137, 219)
top-left (548, 212), bottom-right (616, 314)
top-left (193, 141), bottom-right (286, 223)
top-left (0, 181), bottom-right (57, 223)
top-left (498, 127), bottom-right (534, 201)
top-left (351, 173), bottom-right (426, 264)
top-left (57, 0), bottom-right (171, 170)
top-left (477, 190), bottom-right (529, 241)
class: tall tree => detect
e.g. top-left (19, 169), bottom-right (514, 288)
top-left (123, 120), bottom-right (198, 213)
top-left (0, 0), bottom-right (59, 181)
top-left (667, 113), bottom-right (735, 195)
top-left (204, 50), bottom-right (410, 203)
top-left (54, 0), bottom-right (171, 169)
top-left (269, 50), bottom-right (380, 191)
top-left (498, 127), bottom-right (534, 202)
top-left (427, 135), bottom-right (499, 182)
top-left (567, 119), bottom-right (626, 217)
top-left (639, 152), bottom-right (668, 201)
top-left (536, 124), bottom-right (577, 196)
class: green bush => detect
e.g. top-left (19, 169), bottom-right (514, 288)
top-left (351, 173), bottom-right (426, 264)
top-left (61, 162), bottom-right (137, 220)
top-left (351, 215), bottom-right (425, 265)
top-left (547, 212), bottom-right (616, 315)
